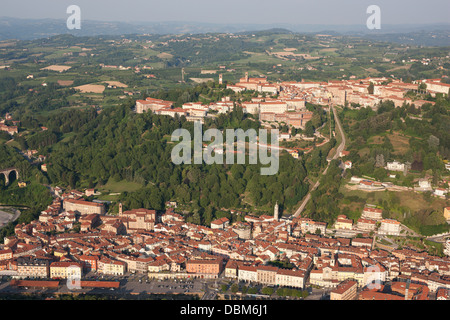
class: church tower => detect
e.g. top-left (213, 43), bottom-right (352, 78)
top-left (274, 201), bottom-right (279, 221)
top-left (119, 202), bottom-right (123, 216)
top-left (219, 74), bottom-right (223, 85)
top-left (245, 72), bottom-right (249, 82)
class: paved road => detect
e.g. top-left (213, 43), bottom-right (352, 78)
top-left (291, 105), bottom-right (346, 219)
top-left (427, 232), bottom-right (450, 243)
top-left (330, 104), bottom-right (346, 162)
top-left (0, 208), bottom-right (20, 228)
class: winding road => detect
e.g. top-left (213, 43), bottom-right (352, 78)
top-left (291, 104), bottom-right (346, 219)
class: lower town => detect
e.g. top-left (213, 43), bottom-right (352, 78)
top-left (0, 186), bottom-right (449, 300)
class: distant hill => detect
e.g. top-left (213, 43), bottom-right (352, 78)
top-left (0, 16), bottom-right (449, 46)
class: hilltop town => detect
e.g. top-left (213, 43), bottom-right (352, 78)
top-left (0, 28), bottom-right (449, 302)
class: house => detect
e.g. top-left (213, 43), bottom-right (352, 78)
top-left (386, 161), bottom-right (404, 172)
top-left (210, 217), bottom-right (230, 230)
top-left (0, 248), bottom-right (13, 261)
top-left (335, 215), bottom-right (353, 230)
top-left (434, 188), bottom-right (447, 197)
top-left (417, 179), bottom-right (432, 190)
top-left (436, 288), bottom-right (449, 300)
top-left (279, 133), bottom-right (291, 141)
top-left (85, 189), bottom-right (95, 197)
top-left (344, 161), bottom-right (352, 169)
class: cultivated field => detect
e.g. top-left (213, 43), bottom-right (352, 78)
top-left (40, 65), bottom-right (72, 72)
top-left (74, 84), bottom-right (106, 93)
top-left (104, 81), bottom-right (128, 88)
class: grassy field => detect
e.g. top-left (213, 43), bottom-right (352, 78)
top-left (367, 131), bottom-right (411, 155)
top-left (97, 178), bottom-right (144, 194)
top-left (339, 185), bottom-right (450, 234)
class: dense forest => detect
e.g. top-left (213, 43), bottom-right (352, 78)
top-left (10, 100), bottom-right (309, 226)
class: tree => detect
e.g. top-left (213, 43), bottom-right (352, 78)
top-left (368, 82), bottom-right (374, 94)
top-left (261, 287), bottom-right (274, 295)
top-left (304, 121), bottom-right (315, 137)
top-left (221, 284), bottom-right (228, 293)
top-left (418, 82), bottom-right (427, 91)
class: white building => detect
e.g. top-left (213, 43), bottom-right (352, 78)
top-left (416, 179), bottom-right (432, 191)
top-left (238, 265), bottom-right (257, 282)
top-left (344, 161), bottom-right (352, 169)
top-left (444, 239), bottom-right (450, 257)
top-left (434, 188), bottom-right (447, 197)
top-left (378, 219), bottom-right (401, 236)
top-left (386, 161), bottom-right (404, 172)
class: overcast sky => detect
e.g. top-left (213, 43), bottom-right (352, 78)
top-left (1, 0), bottom-right (449, 25)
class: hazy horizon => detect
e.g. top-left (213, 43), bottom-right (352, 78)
top-left (1, 0), bottom-right (449, 26)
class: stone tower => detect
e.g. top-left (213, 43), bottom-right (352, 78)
top-left (274, 201), bottom-right (279, 221)
top-left (245, 72), bottom-right (249, 82)
top-left (119, 202), bottom-right (123, 216)
top-left (219, 74), bottom-right (223, 85)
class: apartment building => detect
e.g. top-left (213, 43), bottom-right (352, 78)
top-left (50, 261), bottom-right (82, 279)
top-left (379, 219), bottom-right (401, 236)
top-left (0, 248), bottom-right (13, 261)
top-left (186, 258), bottom-right (224, 276)
top-left (362, 207), bottom-right (383, 220)
top-left (17, 257), bottom-right (49, 279)
top-left (98, 257), bottom-right (126, 276)
top-left (356, 218), bottom-right (377, 232)
top-left (275, 269), bottom-right (306, 289)
top-left (78, 255), bottom-right (99, 272)
top-left (256, 265), bottom-right (278, 286)
top-left (330, 280), bottom-right (358, 300)
top-left (238, 265), bottom-right (258, 282)
top-left (298, 218), bottom-right (327, 235)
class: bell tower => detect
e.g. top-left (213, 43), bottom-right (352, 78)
top-left (274, 201), bottom-right (279, 221)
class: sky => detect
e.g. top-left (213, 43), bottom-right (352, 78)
top-left (1, 0), bottom-right (449, 25)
